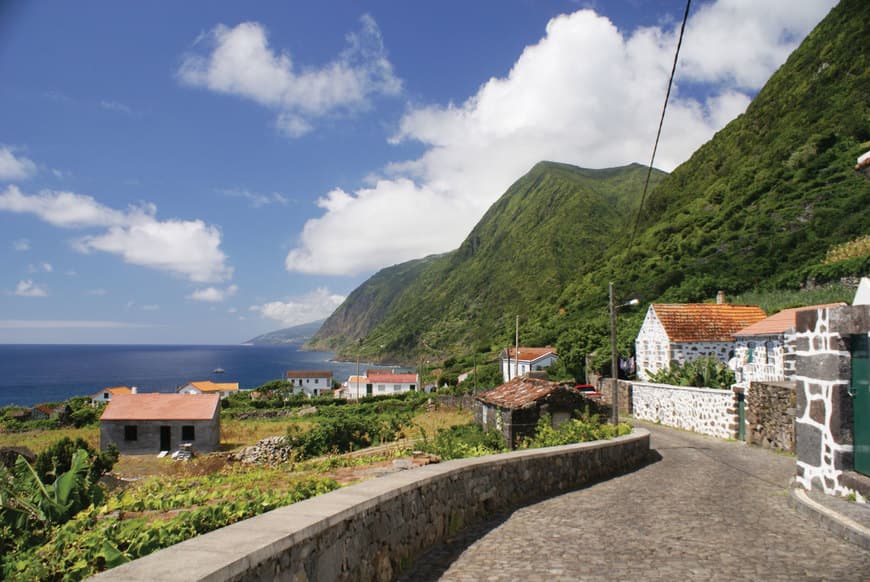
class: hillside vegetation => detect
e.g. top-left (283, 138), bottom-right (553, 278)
top-left (310, 0), bottom-right (869, 377)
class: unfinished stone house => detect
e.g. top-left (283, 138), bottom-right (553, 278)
top-left (100, 393), bottom-right (221, 454)
top-left (474, 377), bottom-right (600, 448)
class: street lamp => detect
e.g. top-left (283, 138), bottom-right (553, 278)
top-left (610, 282), bottom-right (639, 425)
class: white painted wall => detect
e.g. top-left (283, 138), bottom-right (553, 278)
top-left (630, 381), bottom-right (738, 439)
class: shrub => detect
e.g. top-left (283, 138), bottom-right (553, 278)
top-left (520, 412), bottom-right (631, 449)
top-left (647, 357), bottom-right (735, 389)
top-left (419, 424), bottom-right (505, 460)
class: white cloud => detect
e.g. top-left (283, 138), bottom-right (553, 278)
top-left (284, 1), bottom-right (835, 276)
top-left (0, 185), bottom-right (232, 283)
top-left (188, 284), bottom-right (238, 302)
top-left (27, 262), bottom-right (53, 273)
top-left (100, 100), bottom-right (133, 114)
top-left (87, 288), bottom-right (107, 296)
top-left (0, 319), bottom-right (157, 329)
top-left (221, 188), bottom-right (289, 208)
top-left (12, 238), bottom-right (30, 251)
top-left (250, 287), bottom-right (345, 327)
top-left (0, 146), bottom-right (37, 181)
top-left (177, 15), bottom-right (401, 137)
top-left (13, 279), bottom-right (48, 297)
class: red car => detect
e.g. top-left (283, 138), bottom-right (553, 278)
top-left (575, 384), bottom-right (603, 398)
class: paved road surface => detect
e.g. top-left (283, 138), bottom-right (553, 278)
top-left (401, 421), bottom-right (870, 581)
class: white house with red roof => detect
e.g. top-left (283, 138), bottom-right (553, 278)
top-left (635, 303), bottom-right (767, 380)
top-left (285, 370), bottom-right (333, 397)
top-left (499, 347), bottom-right (558, 383)
top-left (366, 372), bottom-right (420, 396)
top-left (733, 303), bottom-right (845, 385)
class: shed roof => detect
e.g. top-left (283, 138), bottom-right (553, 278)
top-left (475, 377), bottom-right (565, 410)
top-left (734, 303), bottom-right (846, 336)
top-left (368, 373), bottom-right (418, 384)
top-left (285, 370), bottom-right (333, 379)
top-left (101, 393), bottom-right (220, 421)
top-left (652, 304), bottom-right (766, 342)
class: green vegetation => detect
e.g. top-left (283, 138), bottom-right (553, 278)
top-left (418, 424), bottom-right (506, 460)
top-left (519, 412), bottom-right (631, 448)
top-left (309, 0), bottom-right (869, 380)
top-left (646, 357), bottom-right (736, 389)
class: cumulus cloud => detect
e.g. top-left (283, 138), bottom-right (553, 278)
top-left (0, 146), bottom-right (37, 181)
top-left (188, 284), bottom-right (238, 302)
top-left (13, 279), bottom-right (47, 297)
top-left (250, 287), bottom-right (345, 327)
top-left (177, 15), bottom-right (401, 137)
top-left (0, 185), bottom-right (232, 283)
top-left (284, 1), bottom-right (835, 276)
top-left (12, 238), bottom-right (30, 251)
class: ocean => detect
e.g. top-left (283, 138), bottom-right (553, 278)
top-left (0, 344), bottom-right (368, 407)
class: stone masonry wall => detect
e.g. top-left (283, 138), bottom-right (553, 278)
top-left (745, 381), bottom-right (796, 452)
top-left (792, 305), bottom-right (868, 496)
top-left (630, 381), bottom-right (739, 439)
top-left (91, 430), bottom-right (650, 582)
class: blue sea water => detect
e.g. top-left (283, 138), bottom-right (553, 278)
top-left (0, 344), bottom-right (364, 407)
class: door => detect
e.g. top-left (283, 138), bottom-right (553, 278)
top-left (852, 334), bottom-right (870, 476)
top-left (160, 425), bottom-right (171, 452)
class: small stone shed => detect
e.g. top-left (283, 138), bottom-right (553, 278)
top-left (474, 377), bottom-right (601, 449)
top-left (100, 393), bottom-right (221, 454)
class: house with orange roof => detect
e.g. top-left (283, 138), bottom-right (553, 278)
top-left (366, 371), bottom-right (420, 397)
top-left (177, 380), bottom-right (239, 399)
top-left (635, 302), bottom-right (767, 381)
top-left (733, 303), bottom-right (846, 385)
top-left (285, 370), bottom-right (333, 397)
top-left (499, 347), bottom-right (558, 383)
top-left (90, 385), bottom-right (133, 406)
top-left (100, 393), bottom-right (220, 454)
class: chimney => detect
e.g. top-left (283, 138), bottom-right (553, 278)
top-left (716, 291), bottom-right (726, 305)
top-left (131, 386), bottom-right (138, 394)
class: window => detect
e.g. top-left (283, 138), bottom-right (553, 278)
top-left (393, 384), bottom-right (401, 392)
top-left (409, 384), bottom-right (416, 391)
top-left (315, 378), bottom-right (319, 384)
top-left (103, 392), bottom-right (109, 399)
top-left (124, 425), bottom-right (138, 441)
top-left (378, 384), bottom-right (386, 393)
top-left (182, 425), bottom-right (195, 441)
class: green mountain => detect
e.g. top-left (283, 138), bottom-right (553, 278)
top-left (309, 162), bottom-right (666, 360)
top-left (311, 0), bottom-right (869, 372)
top-left (246, 319), bottom-right (324, 346)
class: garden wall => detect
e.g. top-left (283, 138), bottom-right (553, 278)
top-left (745, 381), bottom-right (796, 452)
top-left (90, 430), bottom-right (650, 582)
top-left (627, 381), bottom-right (740, 439)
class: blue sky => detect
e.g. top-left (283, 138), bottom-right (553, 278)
top-left (0, 0), bottom-right (836, 344)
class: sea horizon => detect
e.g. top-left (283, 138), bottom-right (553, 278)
top-left (0, 343), bottom-right (375, 407)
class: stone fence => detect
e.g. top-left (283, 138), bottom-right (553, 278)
top-left (91, 430), bottom-right (650, 582)
top-left (627, 381), bottom-right (740, 439)
top-left (745, 381), bottom-right (796, 452)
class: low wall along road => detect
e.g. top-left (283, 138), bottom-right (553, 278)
top-left (91, 429), bottom-right (650, 581)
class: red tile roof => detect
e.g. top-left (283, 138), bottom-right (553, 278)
top-left (100, 393), bottom-right (220, 421)
top-left (368, 373), bottom-right (418, 384)
top-left (91, 386), bottom-right (131, 398)
top-left (734, 303), bottom-right (846, 336)
top-left (285, 370), bottom-right (333, 379)
top-left (652, 304), bottom-right (767, 342)
top-left (180, 381), bottom-right (239, 393)
top-left (501, 347), bottom-right (557, 362)
top-left (475, 377), bottom-right (565, 409)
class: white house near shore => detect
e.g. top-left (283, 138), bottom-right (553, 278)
top-left (90, 385), bottom-right (134, 406)
top-left (285, 370), bottom-right (333, 397)
top-left (635, 303), bottom-right (767, 380)
top-left (177, 381), bottom-right (239, 399)
top-left (499, 347), bottom-right (558, 383)
top-left (366, 372), bottom-right (420, 396)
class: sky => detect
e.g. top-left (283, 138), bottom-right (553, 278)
top-left (0, 0), bottom-right (837, 344)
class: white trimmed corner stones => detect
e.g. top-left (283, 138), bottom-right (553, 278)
top-left (791, 305), bottom-right (860, 497)
top-left (629, 381), bottom-right (739, 440)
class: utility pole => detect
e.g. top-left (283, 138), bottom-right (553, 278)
top-left (610, 282), bottom-right (619, 425)
top-left (515, 315), bottom-right (519, 380)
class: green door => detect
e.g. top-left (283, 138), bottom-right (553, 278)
top-left (853, 334), bottom-right (870, 476)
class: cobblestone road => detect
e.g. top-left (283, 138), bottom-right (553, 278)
top-left (401, 422), bottom-right (870, 581)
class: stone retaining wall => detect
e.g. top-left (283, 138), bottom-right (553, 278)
top-left (746, 381), bottom-right (796, 452)
top-left (629, 381), bottom-right (739, 439)
top-left (90, 430), bottom-right (649, 582)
